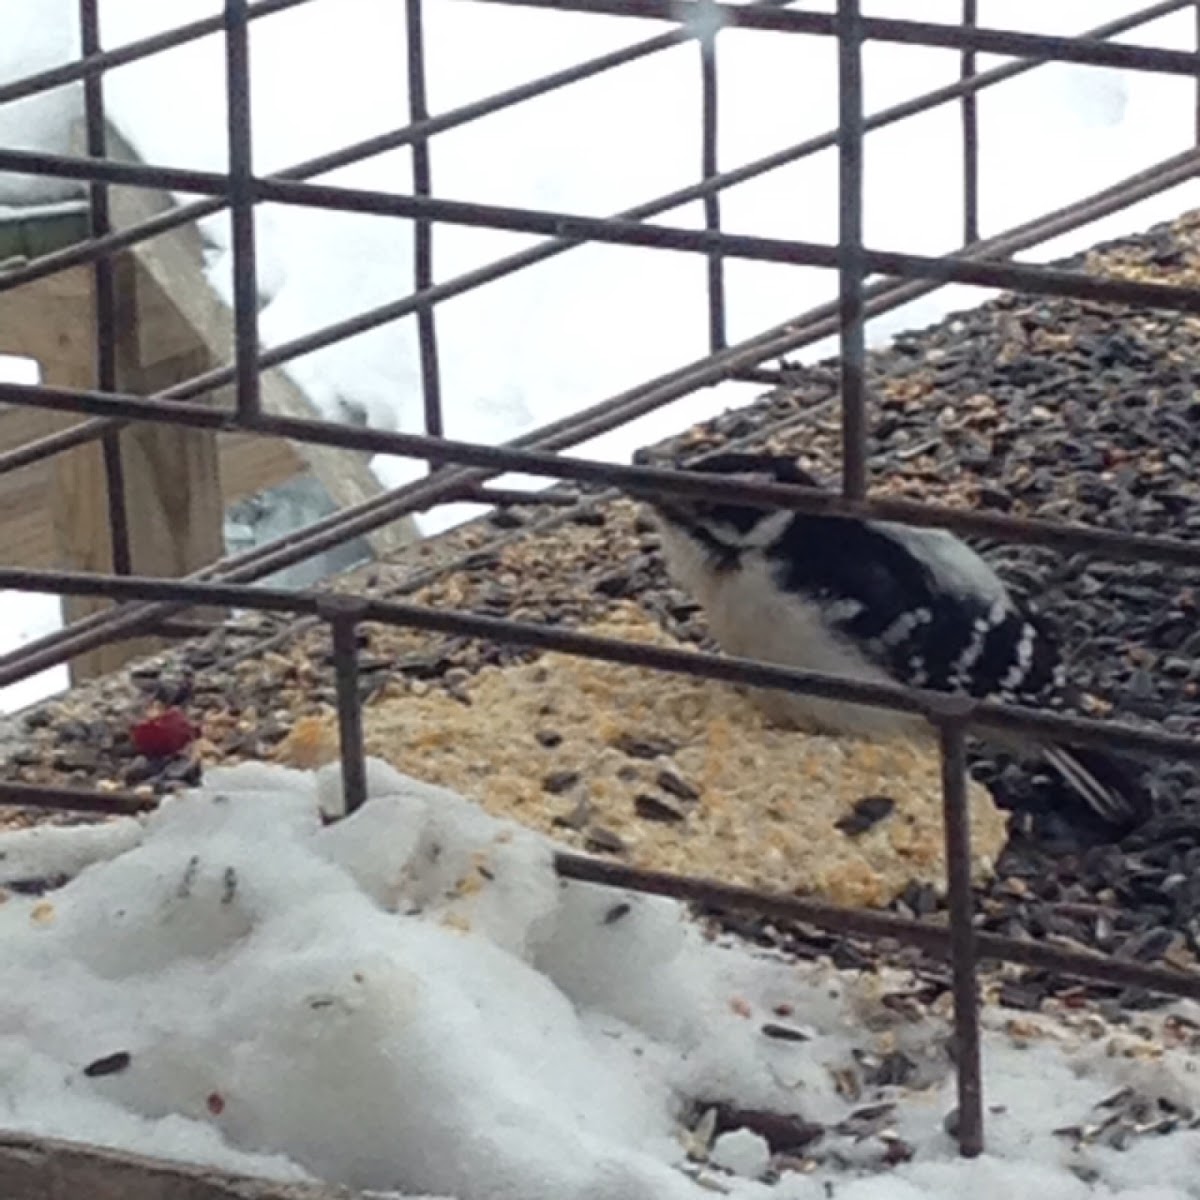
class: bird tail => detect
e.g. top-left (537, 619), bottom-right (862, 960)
top-left (1039, 742), bottom-right (1151, 829)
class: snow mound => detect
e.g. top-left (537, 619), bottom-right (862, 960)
top-left (0, 757), bottom-right (1199, 1199)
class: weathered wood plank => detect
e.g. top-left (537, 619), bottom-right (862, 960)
top-left (0, 265), bottom-right (123, 680)
top-left (0, 258), bottom-right (226, 682)
top-left (219, 432), bottom-right (305, 506)
top-left (0, 400), bottom-right (304, 531)
top-left (104, 126), bottom-right (416, 558)
top-left (1, 121), bottom-right (421, 685)
top-left (116, 347), bottom-right (227, 580)
top-left (0, 468), bottom-right (48, 566)
top-left (0, 1131), bottom-right (360, 1200)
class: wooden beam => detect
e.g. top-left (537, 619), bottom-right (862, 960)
top-left (104, 125), bottom-right (416, 557)
top-left (1, 119), bottom-right (420, 685)
top-left (0, 366), bottom-right (303, 576)
top-left (114, 346), bottom-right (228, 579)
top-left (0, 269), bottom-right (92, 573)
top-left (0, 1131), bottom-right (362, 1200)
top-left (0, 266), bottom-right (97, 404)
top-left (36, 257), bottom-right (228, 682)
top-left (0, 414), bottom-right (304, 573)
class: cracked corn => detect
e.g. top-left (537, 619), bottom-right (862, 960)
top-left (274, 604), bottom-right (1006, 907)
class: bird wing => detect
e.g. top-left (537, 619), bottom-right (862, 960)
top-left (765, 514), bottom-right (1061, 700)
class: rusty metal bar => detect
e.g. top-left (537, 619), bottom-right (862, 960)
top-left (213, 146), bottom-right (1200, 681)
top-left (237, 178), bottom-right (1200, 315)
top-left (224, 0), bottom-right (262, 421)
top-left (0, 781), bottom-right (157, 816)
top-left (0, 0), bottom-right (315, 108)
top-left (0, 456), bottom-right (489, 684)
top-left (0, 141), bottom-right (1194, 683)
top-left (94, 385), bottom-right (132, 588)
top-left (182, 0), bottom-right (1195, 374)
top-left (10, 379), bottom-right (1200, 572)
top-left (10, 143), bottom-right (1200, 673)
top-left (1, 763), bottom-right (1197, 1005)
top-left (452, 484), bottom-right (583, 506)
top-left (0, 2), bottom-right (1184, 490)
top-left (0, 148), bottom-right (232, 198)
top-left (0, 0), bottom-right (1185, 314)
top-left (406, 0), bottom-right (444, 442)
top-left (0, 0), bottom-right (1180, 320)
top-left (172, 378), bottom-right (880, 675)
top-left (961, 0), bottom-right (980, 244)
top-left (80, 0), bottom-right (134, 578)
top-left (939, 718), bottom-right (984, 1157)
top-left (17, 157), bottom-right (1200, 356)
top-left (0, 0), bottom-right (1190, 120)
top-left (319, 595), bottom-right (369, 815)
top-left (6, 566), bottom-right (1200, 773)
top-left (0, 292), bottom-right (885, 676)
top-left (1195, 0), bottom-right (1200, 144)
top-left (36, 144), bottom-right (1200, 307)
top-left (150, 616), bottom-right (226, 639)
top-left (7, 124), bottom-right (1188, 498)
top-left (0, 4), bottom-right (1195, 1168)
top-left (837, 0), bottom-right (868, 500)
top-left (0, 198), bottom-right (219, 305)
top-left (465, 0), bottom-right (1200, 78)
top-left (0, 29), bottom-right (712, 300)
top-left (0, 0), bottom-right (801, 301)
top-left (21, 155), bottom-right (1182, 507)
top-left (552, 855), bottom-right (1200, 1001)
top-left (0, 413), bottom-right (120, 476)
top-left (2, 73), bottom-right (1196, 691)
top-left (734, 365), bottom-right (788, 386)
top-left (700, 21), bottom-right (726, 352)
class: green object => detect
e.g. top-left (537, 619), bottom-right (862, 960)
top-left (0, 202), bottom-right (91, 267)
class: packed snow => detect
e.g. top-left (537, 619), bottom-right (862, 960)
top-left (1, 755), bottom-right (1199, 1198)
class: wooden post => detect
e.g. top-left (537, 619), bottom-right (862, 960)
top-left (0, 279), bottom-right (302, 572)
top-left (0, 267), bottom-right (94, 572)
top-left (43, 255), bottom-right (227, 682)
top-left (105, 125), bottom-right (416, 559)
top-left (2, 121), bottom-right (420, 687)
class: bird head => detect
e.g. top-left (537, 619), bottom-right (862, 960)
top-left (627, 450), bottom-right (821, 557)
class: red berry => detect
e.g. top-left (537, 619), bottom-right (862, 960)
top-left (130, 708), bottom-right (197, 758)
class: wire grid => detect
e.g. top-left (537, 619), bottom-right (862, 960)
top-left (0, 0), bottom-right (1199, 1159)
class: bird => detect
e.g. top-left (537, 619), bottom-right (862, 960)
top-left (628, 449), bottom-right (1148, 830)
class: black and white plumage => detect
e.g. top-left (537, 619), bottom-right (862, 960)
top-left (633, 451), bottom-right (1147, 829)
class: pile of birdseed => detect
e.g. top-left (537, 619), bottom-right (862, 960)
top-left (5, 210), bottom-right (1200, 1004)
top-left (270, 603), bottom-right (1006, 907)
